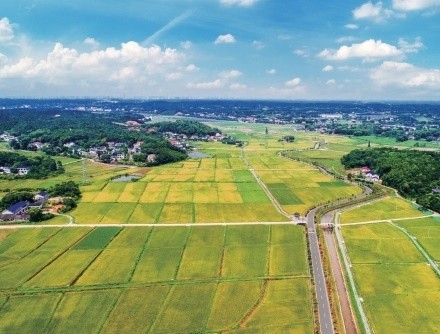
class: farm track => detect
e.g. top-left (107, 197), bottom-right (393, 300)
top-left (240, 150), bottom-right (293, 220)
top-left (341, 213), bottom-right (439, 226)
top-left (0, 275), bottom-right (309, 297)
top-left (0, 221), bottom-right (297, 229)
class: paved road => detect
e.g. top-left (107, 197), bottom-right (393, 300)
top-left (322, 212), bottom-right (358, 334)
top-left (306, 208), bottom-right (335, 334)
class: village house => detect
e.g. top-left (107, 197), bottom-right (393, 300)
top-left (0, 166), bottom-right (29, 176)
top-left (1, 190), bottom-right (52, 222)
top-left (34, 191), bottom-right (50, 202)
top-left (0, 166), bottom-right (12, 174)
top-left (0, 133), bottom-right (18, 142)
top-left (63, 142), bottom-right (76, 148)
top-left (29, 142), bottom-right (44, 150)
top-left (18, 167), bottom-right (30, 176)
top-left (0, 201), bottom-right (30, 221)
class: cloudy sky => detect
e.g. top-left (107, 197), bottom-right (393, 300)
top-left (0, 0), bottom-right (439, 100)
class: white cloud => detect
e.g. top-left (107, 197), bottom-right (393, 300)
top-left (166, 72), bottom-right (182, 80)
top-left (392, 0), bottom-right (440, 11)
top-left (398, 37), bottom-right (424, 53)
top-left (83, 37), bottom-right (100, 49)
top-left (322, 65), bottom-right (334, 72)
top-left (0, 53), bottom-right (7, 64)
top-left (266, 68), bottom-right (277, 75)
top-left (345, 23), bottom-right (359, 29)
top-left (252, 40), bottom-right (265, 50)
top-left (110, 67), bottom-right (136, 81)
top-left (0, 17), bottom-right (14, 43)
top-left (214, 34), bottom-right (236, 44)
top-left (187, 79), bottom-right (224, 89)
top-left (371, 61), bottom-right (440, 90)
top-left (318, 39), bottom-right (403, 61)
top-left (337, 65), bottom-right (361, 72)
top-left (267, 85), bottom-right (306, 97)
top-left (220, 0), bottom-right (258, 6)
top-left (185, 64), bottom-right (200, 72)
top-left (229, 83), bottom-right (247, 90)
top-left (0, 41), bottom-right (185, 87)
top-left (353, 1), bottom-right (396, 22)
top-left (219, 69), bottom-right (242, 79)
top-left (294, 48), bottom-right (309, 58)
top-left (277, 34), bottom-right (292, 40)
top-left (285, 77), bottom-right (301, 87)
top-left (187, 69), bottom-right (242, 90)
top-left (336, 36), bottom-right (358, 44)
top-left (180, 41), bottom-right (192, 49)
top-left (326, 79), bottom-right (336, 85)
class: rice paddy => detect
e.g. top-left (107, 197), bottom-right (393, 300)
top-left (341, 215), bottom-right (440, 333)
top-left (72, 155), bottom-right (290, 224)
top-left (1, 120), bottom-right (395, 333)
top-left (0, 225), bottom-right (313, 333)
top-left (340, 196), bottom-right (428, 224)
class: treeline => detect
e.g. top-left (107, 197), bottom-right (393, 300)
top-left (0, 152), bottom-right (63, 178)
top-left (150, 120), bottom-right (221, 136)
top-left (1, 109), bottom-right (151, 150)
top-left (333, 124), bottom-right (440, 142)
top-left (0, 109), bottom-right (187, 165)
top-left (341, 148), bottom-right (440, 212)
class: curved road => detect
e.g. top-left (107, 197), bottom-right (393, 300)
top-left (306, 208), bottom-right (334, 334)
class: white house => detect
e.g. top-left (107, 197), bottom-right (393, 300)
top-left (0, 166), bottom-right (11, 174)
top-left (18, 167), bottom-right (30, 176)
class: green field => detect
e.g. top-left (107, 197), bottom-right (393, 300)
top-left (0, 225), bottom-right (313, 333)
top-left (397, 217), bottom-right (440, 262)
top-left (247, 152), bottom-right (362, 215)
top-left (7, 119), bottom-right (427, 333)
top-left (342, 222), bottom-right (440, 333)
top-left (72, 155), bottom-right (289, 224)
top-left (340, 196), bottom-right (428, 224)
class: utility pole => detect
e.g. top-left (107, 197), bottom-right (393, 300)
top-left (82, 159), bottom-right (89, 185)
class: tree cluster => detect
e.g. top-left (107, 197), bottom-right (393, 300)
top-left (49, 181), bottom-right (81, 200)
top-left (150, 120), bottom-right (221, 136)
top-left (341, 148), bottom-right (440, 212)
top-left (0, 109), bottom-right (189, 166)
top-left (0, 152), bottom-right (63, 179)
top-left (0, 192), bottom-right (34, 211)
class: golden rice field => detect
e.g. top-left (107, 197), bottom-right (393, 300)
top-left (342, 222), bottom-right (440, 333)
top-left (72, 156), bottom-right (289, 224)
top-left (0, 225), bottom-right (313, 334)
top-left (339, 196), bottom-right (428, 224)
top-left (246, 152), bottom-right (362, 215)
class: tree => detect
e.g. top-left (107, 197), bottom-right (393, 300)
top-left (0, 192), bottom-right (34, 210)
top-left (132, 153), bottom-right (147, 163)
top-left (49, 181), bottom-right (81, 199)
top-left (283, 135), bottom-right (295, 143)
top-left (100, 154), bottom-right (111, 163)
top-left (62, 198), bottom-right (77, 212)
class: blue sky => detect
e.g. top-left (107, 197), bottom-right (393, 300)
top-left (0, 0), bottom-right (439, 100)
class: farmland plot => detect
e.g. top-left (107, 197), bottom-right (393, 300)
top-left (342, 222), bottom-right (440, 333)
top-left (0, 225), bottom-right (313, 333)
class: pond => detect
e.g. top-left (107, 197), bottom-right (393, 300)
top-left (188, 151), bottom-right (212, 159)
top-left (111, 175), bottom-right (141, 182)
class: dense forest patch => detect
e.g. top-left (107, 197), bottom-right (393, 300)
top-left (341, 148), bottom-right (440, 212)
